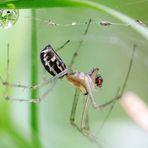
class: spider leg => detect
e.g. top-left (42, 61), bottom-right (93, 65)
top-left (0, 42), bottom-right (68, 90)
top-left (0, 45), bottom-right (68, 103)
top-left (68, 19), bottom-right (91, 69)
top-left (5, 86), bottom-right (52, 103)
top-left (120, 44), bottom-right (136, 95)
top-left (77, 45), bottom-right (135, 145)
top-left (81, 95), bottom-right (91, 131)
top-left (80, 95), bottom-right (104, 147)
top-left (84, 109), bottom-right (89, 131)
top-left (70, 89), bottom-right (90, 131)
top-left (6, 43), bottom-right (10, 90)
top-left (97, 87), bottom-right (120, 134)
top-left (2, 70), bottom-right (68, 103)
top-left (84, 76), bottom-right (101, 109)
top-left (100, 44), bottom-right (136, 109)
top-left (70, 88), bottom-right (80, 126)
top-left (0, 40), bottom-right (69, 103)
top-left (70, 89), bottom-right (103, 147)
top-left (69, 89), bottom-right (89, 137)
top-left (70, 88), bottom-right (90, 132)
top-left (95, 45), bottom-right (136, 136)
top-left (84, 44), bottom-right (136, 111)
top-left (1, 69), bottom-right (68, 90)
top-left (55, 40), bottom-right (70, 52)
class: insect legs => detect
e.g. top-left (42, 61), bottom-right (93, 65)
top-left (70, 89), bottom-right (95, 140)
top-left (0, 43), bottom-right (68, 103)
top-left (69, 44), bottom-right (136, 146)
top-left (99, 44), bottom-right (136, 109)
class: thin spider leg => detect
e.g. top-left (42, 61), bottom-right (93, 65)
top-left (5, 84), bottom-right (53, 103)
top-left (80, 96), bottom-right (104, 148)
top-left (84, 76), bottom-right (100, 109)
top-left (81, 95), bottom-right (91, 131)
top-left (6, 43), bottom-right (10, 86)
top-left (55, 40), bottom-right (70, 52)
top-left (70, 94), bottom-right (104, 148)
top-left (69, 89), bottom-right (103, 147)
top-left (97, 88), bottom-right (121, 134)
top-left (70, 88), bottom-right (80, 125)
top-left (119, 44), bottom-right (136, 95)
top-left (1, 43), bottom-right (11, 100)
top-left (82, 44), bottom-right (136, 111)
top-left (5, 70), bottom-right (59, 103)
top-left (69, 88), bottom-right (86, 133)
top-left (99, 95), bottom-right (120, 109)
top-left (2, 69), bottom-right (67, 102)
top-left (99, 44), bottom-right (136, 109)
top-left (70, 88), bottom-right (91, 132)
top-left (5, 43), bottom-right (10, 96)
top-left (1, 41), bottom-right (68, 103)
top-left (85, 110), bottom-right (89, 131)
top-left (68, 19), bottom-right (91, 69)
top-left (70, 89), bottom-right (90, 134)
top-left (1, 41), bottom-right (69, 90)
top-left (70, 93), bottom-right (102, 147)
top-left (1, 69), bottom-right (68, 90)
top-left (96, 45), bottom-right (136, 135)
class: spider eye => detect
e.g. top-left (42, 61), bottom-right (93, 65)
top-left (95, 75), bottom-right (103, 88)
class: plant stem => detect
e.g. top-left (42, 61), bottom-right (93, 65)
top-left (30, 9), bottom-right (41, 148)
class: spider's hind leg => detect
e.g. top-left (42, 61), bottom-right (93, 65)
top-left (1, 70), bottom-right (67, 103)
top-left (0, 43), bottom-right (67, 103)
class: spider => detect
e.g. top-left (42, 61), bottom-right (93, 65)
top-left (0, 18), bottom-right (136, 145)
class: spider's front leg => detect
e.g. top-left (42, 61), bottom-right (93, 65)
top-left (86, 44), bottom-right (135, 110)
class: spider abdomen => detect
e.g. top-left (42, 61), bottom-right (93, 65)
top-left (40, 44), bottom-right (67, 78)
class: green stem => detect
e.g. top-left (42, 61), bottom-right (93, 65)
top-left (30, 9), bottom-right (41, 148)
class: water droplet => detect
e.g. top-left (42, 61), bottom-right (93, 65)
top-left (0, 9), bottom-right (19, 29)
top-left (72, 22), bottom-right (76, 26)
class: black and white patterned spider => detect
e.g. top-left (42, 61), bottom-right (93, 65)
top-left (0, 19), bottom-right (135, 144)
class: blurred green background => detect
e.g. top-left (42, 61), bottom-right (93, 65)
top-left (0, 1), bottom-right (148, 148)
